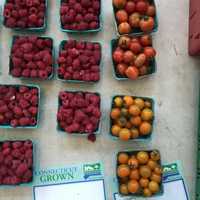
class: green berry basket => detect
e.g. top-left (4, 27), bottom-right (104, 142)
top-left (3, 0), bottom-right (47, 32)
top-left (60, 0), bottom-right (102, 33)
top-left (57, 90), bottom-right (102, 136)
top-left (0, 84), bottom-right (40, 129)
top-left (112, 0), bottom-right (158, 36)
top-left (111, 38), bottom-right (157, 81)
top-left (56, 40), bottom-right (102, 83)
top-left (9, 35), bottom-right (55, 80)
top-left (109, 95), bottom-right (155, 142)
top-left (0, 139), bottom-right (36, 187)
top-left (116, 149), bottom-right (164, 197)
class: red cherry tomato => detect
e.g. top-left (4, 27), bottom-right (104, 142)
top-left (139, 17), bottom-right (155, 32)
top-left (117, 63), bottom-right (128, 75)
top-left (125, 66), bottom-right (139, 80)
top-left (129, 42), bottom-right (142, 54)
top-left (144, 47), bottom-right (156, 59)
top-left (113, 49), bottom-right (124, 63)
top-left (140, 35), bottom-right (152, 46)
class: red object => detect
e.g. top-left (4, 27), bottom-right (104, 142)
top-left (188, 0), bottom-right (200, 55)
top-left (0, 140), bottom-right (33, 185)
top-left (57, 40), bottom-right (101, 82)
top-left (10, 36), bottom-right (53, 79)
top-left (3, 0), bottom-right (46, 29)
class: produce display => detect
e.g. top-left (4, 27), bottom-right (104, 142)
top-left (57, 40), bottom-right (101, 82)
top-left (110, 95), bottom-right (154, 140)
top-left (112, 35), bottom-right (156, 80)
top-left (60, 0), bottom-right (101, 31)
top-left (3, 0), bottom-right (46, 29)
top-left (10, 36), bottom-right (53, 80)
top-left (57, 91), bottom-right (101, 141)
top-left (112, 0), bottom-right (157, 35)
top-left (117, 150), bottom-right (163, 197)
top-left (0, 140), bottom-right (33, 185)
top-left (0, 85), bottom-right (39, 128)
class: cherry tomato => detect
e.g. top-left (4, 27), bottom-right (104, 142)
top-left (117, 63), bottom-right (128, 75)
top-left (125, 1), bottom-right (135, 14)
top-left (129, 42), bottom-right (142, 54)
top-left (123, 50), bottom-right (135, 64)
top-left (139, 17), bottom-right (155, 32)
top-left (140, 35), bottom-right (152, 46)
top-left (113, 0), bottom-right (127, 9)
top-left (113, 49), bottom-right (124, 63)
top-left (118, 36), bottom-right (131, 49)
top-left (144, 47), bottom-right (156, 59)
top-left (146, 5), bottom-right (156, 17)
top-left (136, 1), bottom-right (148, 14)
top-left (129, 12), bottom-right (140, 28)
top-left (118, 22), bottom-right (131, 34)
top-left (134, 53), bottom-right (146, 67)
top-left (125, 66), bottom-right (139, 80)
top-left (116, 10), bottom-right (128, 23)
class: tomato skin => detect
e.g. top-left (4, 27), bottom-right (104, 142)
top-left (123, 50), bottom-right (135, 64)
top-left (117, 63), bottom-right (128, 75)
top-left (113, 49), bottom-right (124, 63)
top-left (113, 0), bottom-right (127, 9)
top-left (118, 22), bottom-right (131, 34)
top-left (144, 47), bottom-right (156, 59)
top-left (125, 1), bottom-right (135, 14)
top-left (129, 12), bottom-right (140, 28)
top-left (146, 5), bottom-right (156, 17)
top-left (116, 10), bottom-right (128, 23)
top-left (139, 17), bottom-right (155, 32)
top-left (118, 36), bottom-right (131, 49)
top-left (140, 35), bottom-right (152, 46)
top-left (134, 53), bottom-right (146, 67)
top-left (129, 42), bottom-right (142, 54)
top-left (136, 1), bottom-right (148, 14)
top-left (125, 66), bottom-right (139, 80)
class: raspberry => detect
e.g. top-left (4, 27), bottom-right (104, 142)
top-left (12, 141), bottom-right (23, 149)
top-left (22, 69), bottom-right (31, 77)
top-left (85, 123), bottom-right (94, 133)
top-left (24, 140), bottom-right (33, 148)
top-left (29, 7), bottom-right (38, 14)
top-left (30, 69), bottom-right (38, 77)
top-left (11, 68), bottom-right (22, 77)
top-left (28, 106), bottom-right (38, 116)
top-left (13, 106), bottom-right (23, 116)
top-left (16, 163), bottom-right (28, 177)
top-left (74, 3), bottom-right (82, 12)
top-left (12, 160), bottom-right (21, 170)
top-left (19, 117), bottom-right (30, 126)
top-left (2, 148), bottom-right (11, 156)
top-left (12, 149), bottom-right (21, 159)
top-left (0, 153), bottom-right (4, 164)
top-left (30, 117), bottom-right (37, 125)
top-left (87, 133), bottom-right (96, 142)
top-left (38, 70), bottom-right (48, 79)
top-left (19, 98), bottom-right (30, 109)
top-left (89, 21), bottom-right (99, 29)
top-left (30, 95), bottom-right (38, 106)
top-left (2, 142), bottom-right (11, 149)
top-left (25, 149), bottom-right (33, 159)
top-left (72, 59), bottom-right (80, 69)
top-left (0, 166), bottom-right (7, 176)
top-left (22, 169), bottom-right (32, 182)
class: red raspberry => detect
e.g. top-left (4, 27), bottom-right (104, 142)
top-left (5, 111), bottom-right (14, 120)
top-left (0, 153), bottom-right (4, 164)
top-left (60, 5), bottom-right (69, 15)
top-left (0, 115), bottom-right (5, 124)
top-left (12, 149), bottom-right (21, 159)
top-left (2, 147), bottom-right (11, 156)
top-left (12, 141), bottom-right (23, 149)
top-left (58, 57), bottom-right (66, 64)
top-left (19, 117), bottom-right (30, 126)
top-left (81, 0), bottom-right (91, 7)
top-left (22, 169), bottom-right (32, 183)
top-left (85, 123), bottom-right (94, 133)
top-left (87, 133), bottom-right (96, 142)
top-left (19, 99), bottom-right (30, 109)
top-left (12, 160), bottom-right (21, 170)
top-left (30, 69), bottom-right (38, 78)
top-left (24, 140), bottom-right (33, 148)
top-left (11, 119), bottom-right (19, 127)
top-left (38, 70), bottom-right (48, 79)
top-left (19, 86), bottom-right (29, 93)
top-left (2, 142), bottom-right (11, 149)
top-left (74, 3), bottom-right (82, 12)
top-left (25, 149), bottom-right (33, 159)
top-left (28, 106), bottom-right (38, 116)
top-left (27, 158), bottom-right (33, 168)
top-left (11, 68), bottom-right (22, 77)
top-left (19, 9), bottom-right (28, 17)
top-left (29, 7), bottom-right (38, 14)
top-left (72, 59), bottom-right (81, 69)
top-left (89, 21), bottom-right (99, 29)
top-left (0, 105), bottom-right (9, 113)
top-left (0, 166), bottom-right (7, 176)
top-left (30, 117), bottom-right (37, 125)
top-left (78, 21), bottom-right (89, 30)
top-left (16, 163), bottom-right (28, 177)
top-left (30, 95), bottom-right (38, 106)
top-left (22, 69), bottom-right (31, 77)
top-left (93, 1), bottom-right (100, 10)
top-left (13, 106), bottom-right (23, 116)
top-left (91, 65), bottom-right (100, 72)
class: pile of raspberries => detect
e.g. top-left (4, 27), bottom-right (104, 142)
top-left (57, 39), bottom-right (101, 82)
top-left (0, 85), bottom-right (39, 127)
top-left (60, 0), bottom-right (101, 31)
top-left (57, 91), bottom-right (101, 142)
top-left (10, 36), bottom-right (53, 79)
top-left (0, 140), bottom-right (33, 185)
top-left (3, 0), bottom-right (46, 29)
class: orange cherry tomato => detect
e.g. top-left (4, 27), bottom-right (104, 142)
top-left (116, 10), bottom-right (128, 23)
top-left (118, 22), bottom-right (132, 34)
top-left (125, 66), bottom-right (139, 80)
top-left (139, 17), bottom-right (155, 32)
top-left (144, 47), bottom-right (156, 59)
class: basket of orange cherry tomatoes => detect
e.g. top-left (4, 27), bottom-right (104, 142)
top-left (110, 95), bottom-right (154, 141)
top-left (117, 150), bottom-right (163, 197)
top-left (112, 0), bottom-right (158, 35)
top-left (112, 34), bottom-right (156, 80)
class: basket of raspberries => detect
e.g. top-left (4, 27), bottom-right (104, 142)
top-left (0, 140), bottom-right (34, 185)
top-left (116, 150), bottom-right (163, 197)
top-left (57, 91), bottom-right (101, 142)
top-left (111, 35), bottom-right (156, 80)
top-left (60, 0), bottom-right (101, 32)
top-left (3, 0), bottom-right (47, 31)
top-left (0, 85), bottom-right (40, 128)
top-left (57, 39), bottom-right (101, 83)
top-left (10, 36), bottom-right (54, 80)
top-left (112, 0), bottom-right (158, 35)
